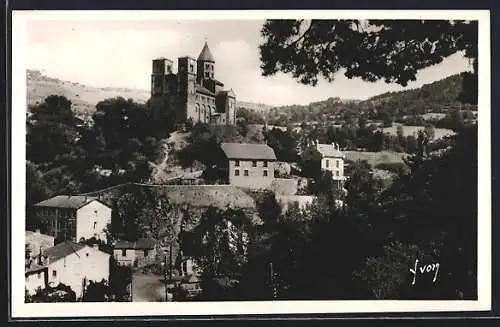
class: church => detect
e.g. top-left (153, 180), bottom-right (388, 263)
top-left (149, 42), bottom-right (237, 126)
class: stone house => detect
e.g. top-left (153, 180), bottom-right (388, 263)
top-left (220, 142), bottom-right (277, 190)
top-left (113, 238), bottom-right (157, 267)
top-left (25, 241), bottom-right (110, 298)
top-left (34, 195), bottom-right (112, 244)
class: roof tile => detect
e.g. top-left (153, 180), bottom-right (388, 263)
top-left (34, 195), bottom-right (98, 209)
top-left (221, 143), bottom-right (277, 160)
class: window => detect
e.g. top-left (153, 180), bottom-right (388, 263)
top-left (205, 63), bottom-right (210, 70)
top-left (93, 222), bottom-right (97, 230)
top-left (122, 249), bottom-right (127, 257)
top-left (336, 160), bottom-right (340, 168)
top-left (205, 72), bottom-right (210, 78)
top-left (263, 170), bottom-right (268, 177)
top-left (234, 160), bottom-right (240, 167)
top-left (263, 161), bottom-right (268, 168)
top-left (144, 250), bottom-right (149, 257)
top-left (37, 272), bottom-right (41, 279)
top-left (326, 160), bottom-right (329, 168)
top-left (244, 170), bottom-right (249, 176)
top-left (252, 160), bottom-right (257, 167)
top-left (183, 261), bottom-right (188, 274)
top-left (52, 270), bottom-right (57, 278)
top-left (336, 171), bottom-right (339, 176)
top-left (189, 64), bottom-right (194, 72)
top-left (235, 169), bottom-right (240, 176)
top-left (86, 253), bottom-right (89, 257)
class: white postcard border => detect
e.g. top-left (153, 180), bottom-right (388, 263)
top-left (11, 9), bottom-right (491, 318)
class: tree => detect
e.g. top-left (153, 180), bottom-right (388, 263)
top-left (115, 187), bottom-right (156, 241)
top-left (27, 95), bottom-right (80, 164)
top-left (264, 128), bottom-right (299, 163)
top-left (259, 19), bottom-right (477, 104)
top-left (424, 123), bottom-right (436, 141)
top-left (256, 191), bottom-right (282, 226)
top-left (26, 161), bottom-right (51, 230)
top-left (83, 279), bottom-right (111, 302)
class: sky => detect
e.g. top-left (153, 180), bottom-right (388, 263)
top-left (26, 19), bottom-right (473, 106)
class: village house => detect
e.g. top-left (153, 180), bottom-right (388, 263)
top-left (26, 230), bottom-right (55, 258)
top-left (25, 262), bottom-right (48, 296)
top-left (220, 142), bottom-right (277, 190)
top-left (315, 141), bottom-right (347, 190)
top-left (25, 241), bottom-right (111, 298)
top-left (34, 195), bottom-right (112, 244)
top-left (113, 238), bottom-right (157, 267)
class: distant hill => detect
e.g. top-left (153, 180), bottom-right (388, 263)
top-left (26, 69), bottom-right (277, 116)
top-left (27, 69), bottom-right (150, 115)
top-left (264, 74), bottom-right (477, 125)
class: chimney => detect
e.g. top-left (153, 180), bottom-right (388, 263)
top-left (92, 243), bottom-right (99, 250)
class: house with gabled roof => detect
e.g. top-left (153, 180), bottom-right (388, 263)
top-left (314, 140), bottom-right (347, 191)
top-left (25, 241), bottom-right (110, 298)
top-left (113, 238), bottom-right (157, 267)
top-left (220, 142), bottom-right (277, 189)
top-left (35, 195), bottom-right (112, 244)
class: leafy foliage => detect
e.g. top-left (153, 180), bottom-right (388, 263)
top-left (260, 19), bottom-right (477, 105)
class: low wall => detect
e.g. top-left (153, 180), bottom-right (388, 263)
top-left (276, 195), bottom-right (316, 214)
top-left (271, 178), bottom-right (298, 195)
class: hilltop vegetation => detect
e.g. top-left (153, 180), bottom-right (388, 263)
top-left (255, 74), bottom-right (477, 126)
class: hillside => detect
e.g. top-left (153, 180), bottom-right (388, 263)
top-left (26, 69), bottom-right (276, 116)
top-left (27, 70), bottom-right (150, 115)
top-left (264, 74), bottom-right (477, 126)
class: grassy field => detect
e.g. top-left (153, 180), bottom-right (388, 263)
top-left (344, 150), bottom-right (407, 168)
top-left (381, 123), bottom-right (455, 140)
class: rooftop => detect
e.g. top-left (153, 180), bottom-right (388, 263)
top-left (218, 89), bottom-right (236, 98)
top-left (316, 143), bottom-right (345, 158)
top-left (197, 42), bottom-right (215, 62)
top-left (34, 195), bottom-right (100, 209)
top-left (114, 238), bottom-right (156, 250)
top-left (43, 241), bottom-right (86, 263)
top-left (221, 143), bottom-right (277, 161)
top-left (195, 84), bottom-right (215, 97)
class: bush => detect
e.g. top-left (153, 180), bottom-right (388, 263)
top-left (30, 283), bottom-right (77, 302)
top-left (374, 162), bottom-right (409, 175)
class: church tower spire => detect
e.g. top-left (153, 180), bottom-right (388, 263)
top-left (197, 41), bottom-right (215, 81)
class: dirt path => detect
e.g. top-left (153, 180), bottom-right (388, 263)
top-left (132, 273), bottom-right (170, 302)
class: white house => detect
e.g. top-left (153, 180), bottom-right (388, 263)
top-left (25, 264), bottom-right (48, 296)
top-left (26, 241), bottom-right (111, 299)
top-left (35, 195), bottom-right (112, 243)
top-left (315, 141), bottom-right (347, 192)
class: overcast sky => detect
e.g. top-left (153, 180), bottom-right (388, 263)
top-left (27, 19), bottom-right (473, 106)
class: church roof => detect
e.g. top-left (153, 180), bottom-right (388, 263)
top-left (218, 89), bottom-right (236, 98)
top-left (198, 42), bottom-right (215, 62)
top-left (195, 84), bottom-right (215, 97)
